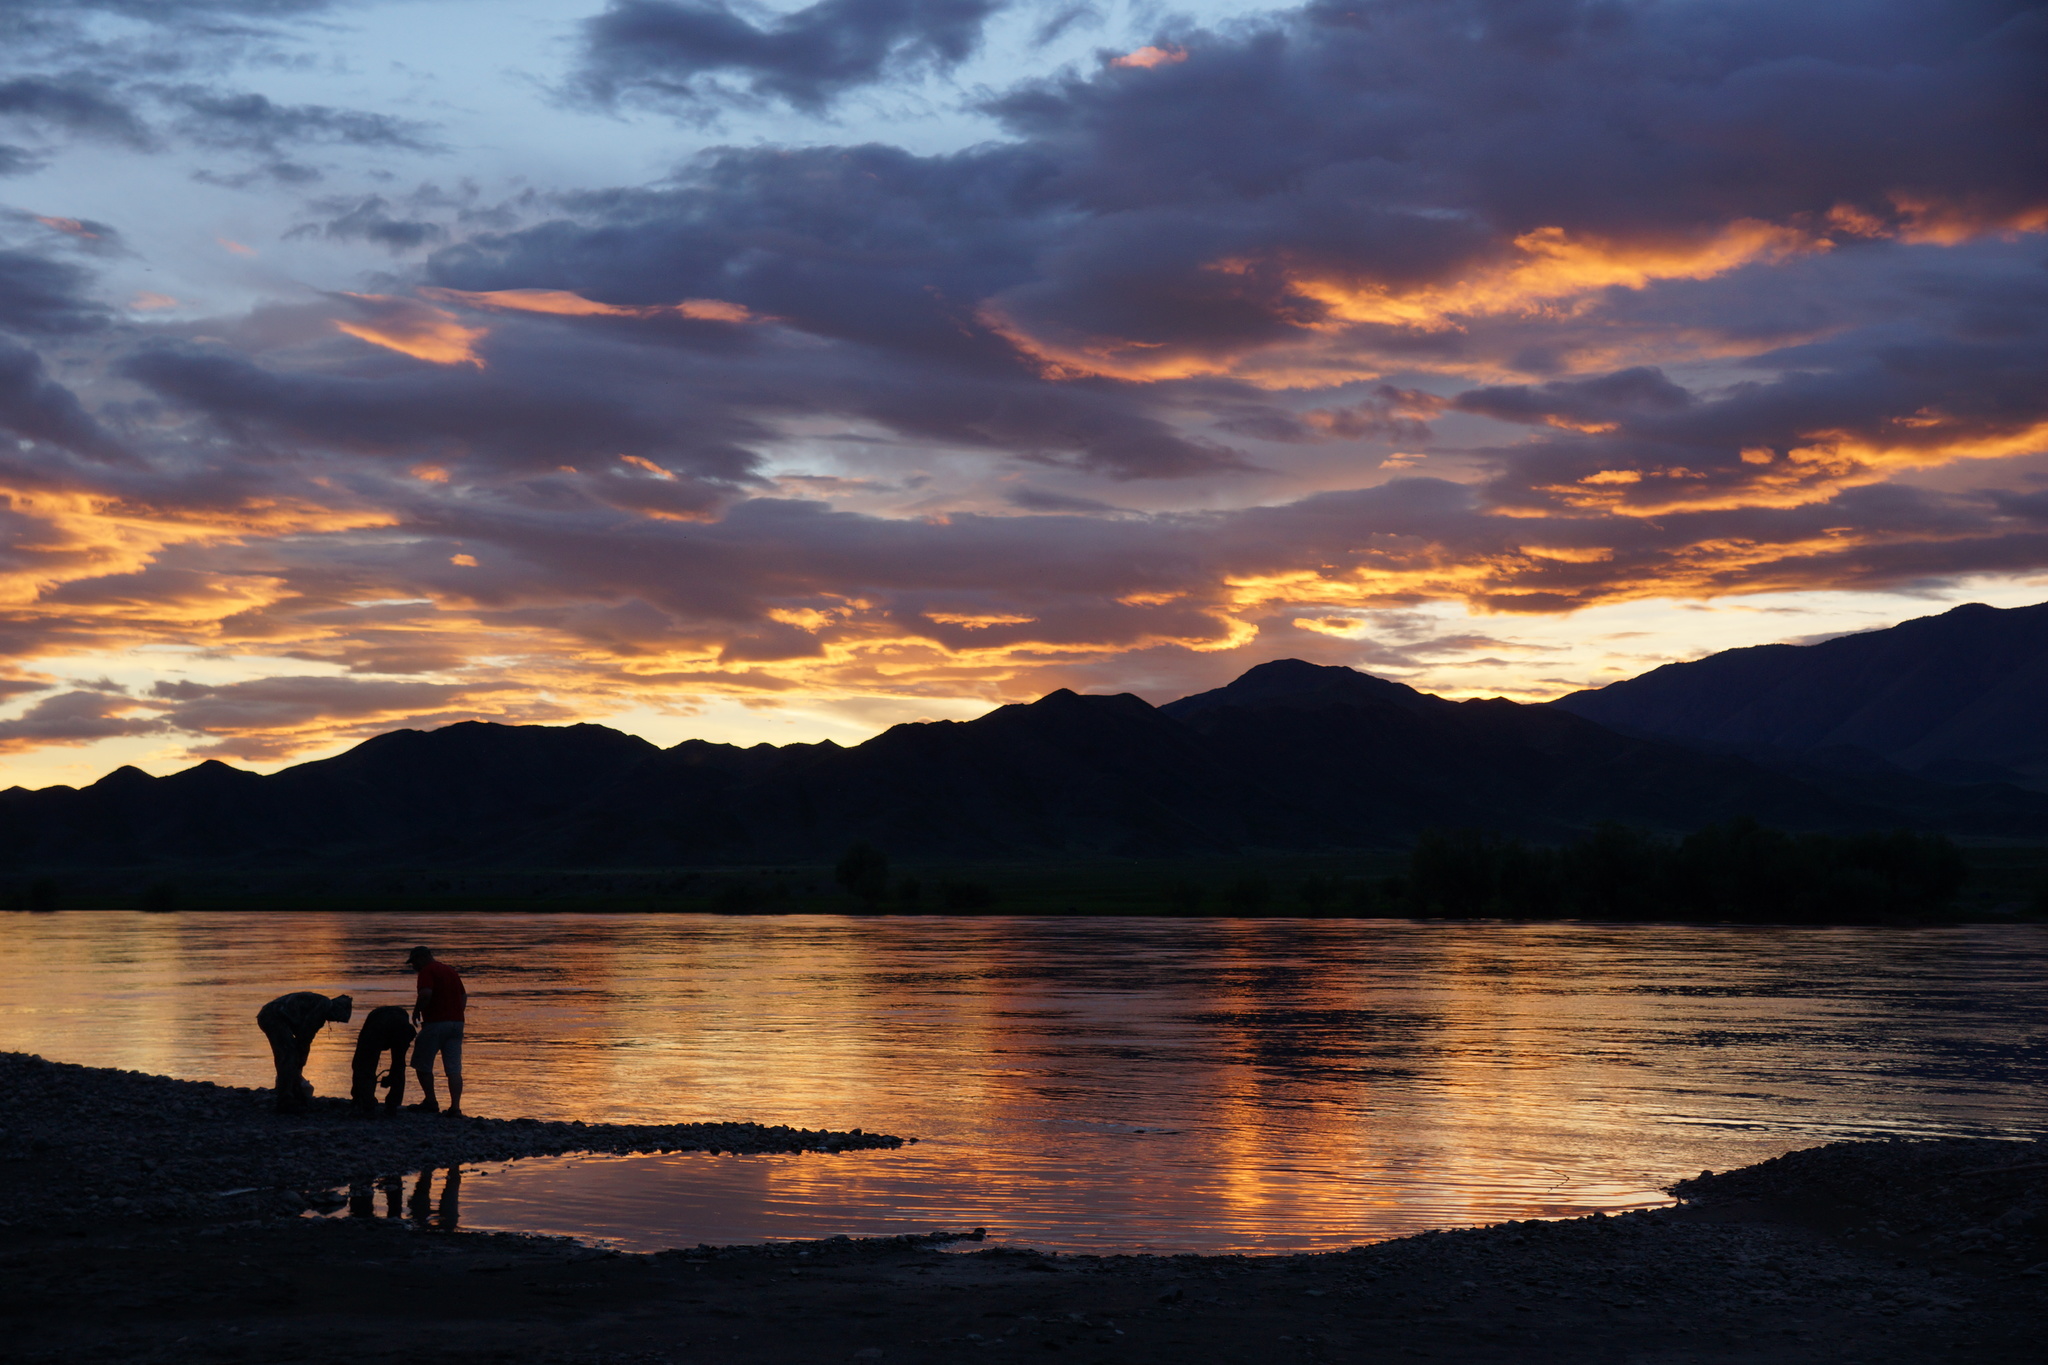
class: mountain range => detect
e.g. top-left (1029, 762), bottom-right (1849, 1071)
top-left (3, 602), bottom-right (2044, 869)
top-left (1553, 600), bottom-right (2048, 790)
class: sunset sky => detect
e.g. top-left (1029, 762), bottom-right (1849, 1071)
top-left (1, 0), bottom-right (2045, 788)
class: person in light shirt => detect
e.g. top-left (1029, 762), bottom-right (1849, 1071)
top-left (405, 945), bottom-right (467, 1116)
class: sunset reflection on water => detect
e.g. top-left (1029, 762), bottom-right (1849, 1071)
top-left (1, 913), bottom-right (2042, 1253)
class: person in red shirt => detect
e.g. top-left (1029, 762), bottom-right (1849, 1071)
top-left (405, 945), bottom-right (467, 1116)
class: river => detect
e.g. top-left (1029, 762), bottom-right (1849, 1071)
top-left (1, 912), bottom-right (2041, 1253)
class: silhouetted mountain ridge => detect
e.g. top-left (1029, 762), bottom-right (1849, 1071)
top-left (5, 648), bottom-right (2043, 869)
top-left (1553, 600), bottom-right (2048, 791)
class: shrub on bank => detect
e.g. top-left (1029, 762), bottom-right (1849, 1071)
top-left (1401, 818), bottom-right (1967, 923)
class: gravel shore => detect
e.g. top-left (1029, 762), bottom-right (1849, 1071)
top-left (3, 1051), bottom-right (2043, 1363)
top-left (0, 1051), bottom-right (906, 1230)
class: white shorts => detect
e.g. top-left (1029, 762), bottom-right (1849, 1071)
top-left (413, 1020), bottom-right (464, 1078)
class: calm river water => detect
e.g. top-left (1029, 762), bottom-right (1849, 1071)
top-left (2, 912), bottom-right (2042, 1254)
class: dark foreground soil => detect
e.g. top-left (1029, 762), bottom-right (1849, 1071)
top-left (3, 1053), bottom-right (2043, 1364)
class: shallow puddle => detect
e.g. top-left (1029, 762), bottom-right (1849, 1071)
top-left (318, 1142), bottom-right (1674, 1255)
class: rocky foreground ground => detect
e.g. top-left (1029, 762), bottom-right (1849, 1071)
top-left (2, 1052), bottom-right (2043, 1364)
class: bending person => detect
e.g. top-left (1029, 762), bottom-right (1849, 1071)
top-left (405, 945), bottom-right (467, 1116)
top-left (351, 1004), bottom-right (416, 1116)
top-left (255, 991), bottom-right (353, 1113)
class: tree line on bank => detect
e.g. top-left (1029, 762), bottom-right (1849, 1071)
top-left (1395, 819), bottom-right (1971, 923)
top-left (833, 820), bottom-right (1989, 923)
top-left (3, 821), bottom-right (2009, 920)
top-left (1166, 820), bottom-right (1993, 922)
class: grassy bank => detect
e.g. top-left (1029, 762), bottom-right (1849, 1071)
top-left (6, 841), bottom-right (2045, 920)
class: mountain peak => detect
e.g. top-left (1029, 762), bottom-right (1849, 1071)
top-left (1027, 687), bottom-right (1152, 713)
top-left (164, 758), bottom-right (258, 786)
top-left (1160, 659), bottom-right (1433, 721)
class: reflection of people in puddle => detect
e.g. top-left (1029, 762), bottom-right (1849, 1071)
top-left (439, 1168), bottom-right (462, 1229)
top-left (350, 1005), bottom-right (415, 1117)
top-left (409, 1167), bottom-right (462, 1230)
top-left (352, 1173), bottom-right (412, 1221)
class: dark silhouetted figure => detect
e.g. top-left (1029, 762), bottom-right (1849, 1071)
top-left (351, 1004), bottom-right (415, 1116)
top-left (406, 946), bottom-right (467, 1116)
top-left (255, 991), bottom-right (352, 1113)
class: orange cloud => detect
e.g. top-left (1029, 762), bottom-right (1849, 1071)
top-left (993, 220), bottom-right (1824, 385)
top-left (1300, 221), bottom-right (1817, 330)
top-left (0, 485), bottom-right (394, 607)
top-left (986, 203), bottom-right (2048, 390)
top-left (1112, 45), bottom-right (1188, 69)
top-left (35, 216), bottom-right (100, 240)
top-left (618, 454), bottom-right (676, 479)
top-left (332, 293), bottom-right (487, 366)
top-left (926, 611), bottom-right (1037, 628)
top-left (1882, 197), bottom-right (2048, 247)
top-left (420, 287), bottom-right (757, 324)
top-left (1527, 418), bottom-right (2048, 517)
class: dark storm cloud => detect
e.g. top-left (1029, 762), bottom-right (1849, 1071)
top-left (1454, 368), bottom-right (1695, 429)
top-left (0, 1), bottom-right (434, 171)
top-left (117, 335), bottom-right (765, 492)
top-left (969, 0), bottom-right (2048, 378)
top-left (0, 251), bottom-right (107, 334)
top-left (0, 688), bottom-right (168, 751)
top-left (0, 341), bottom-right (130, 462)
top-left (1003, 485), bottom-right (1128, 513)
top-left (575, 0), bottom-right (1006, 113)
top-left (1993, 487), bottom-right (2048, 522)
top-left (121, 0), bottom-right (2047, 572)
top-left (424, 141), bottom-right (1251, 479)
top-left (286, 195), bottom-right (448, 252)
top-left (0, 1), bottom-right (339, 16)
top-left (0, 76), bottom-right (152, 146)
top-left (1311, 388), bottom-right (1445, 443)
top-left (143, 674), bottom-right (574, 762)
top-left (447, 1), bottom-right (2048, 396)
top-left (3, 209), bottom-right (127, 258)
top-left (1464, 316), bottom-right (2048, 517)
top-left (431, 142), bottom-right (1053, 360)
top-left (0, 667), bottom-right (570, 763)
top-left (161, 88), bottom-right (437, 154)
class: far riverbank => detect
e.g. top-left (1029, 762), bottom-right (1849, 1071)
top-left (10, 838), bottom-right (2047, 921)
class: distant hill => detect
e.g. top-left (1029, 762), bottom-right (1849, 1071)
top-left (5, 655), bottom-right (2043, 871)
top-left (1552, 601), bottom-right (2048, 791)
